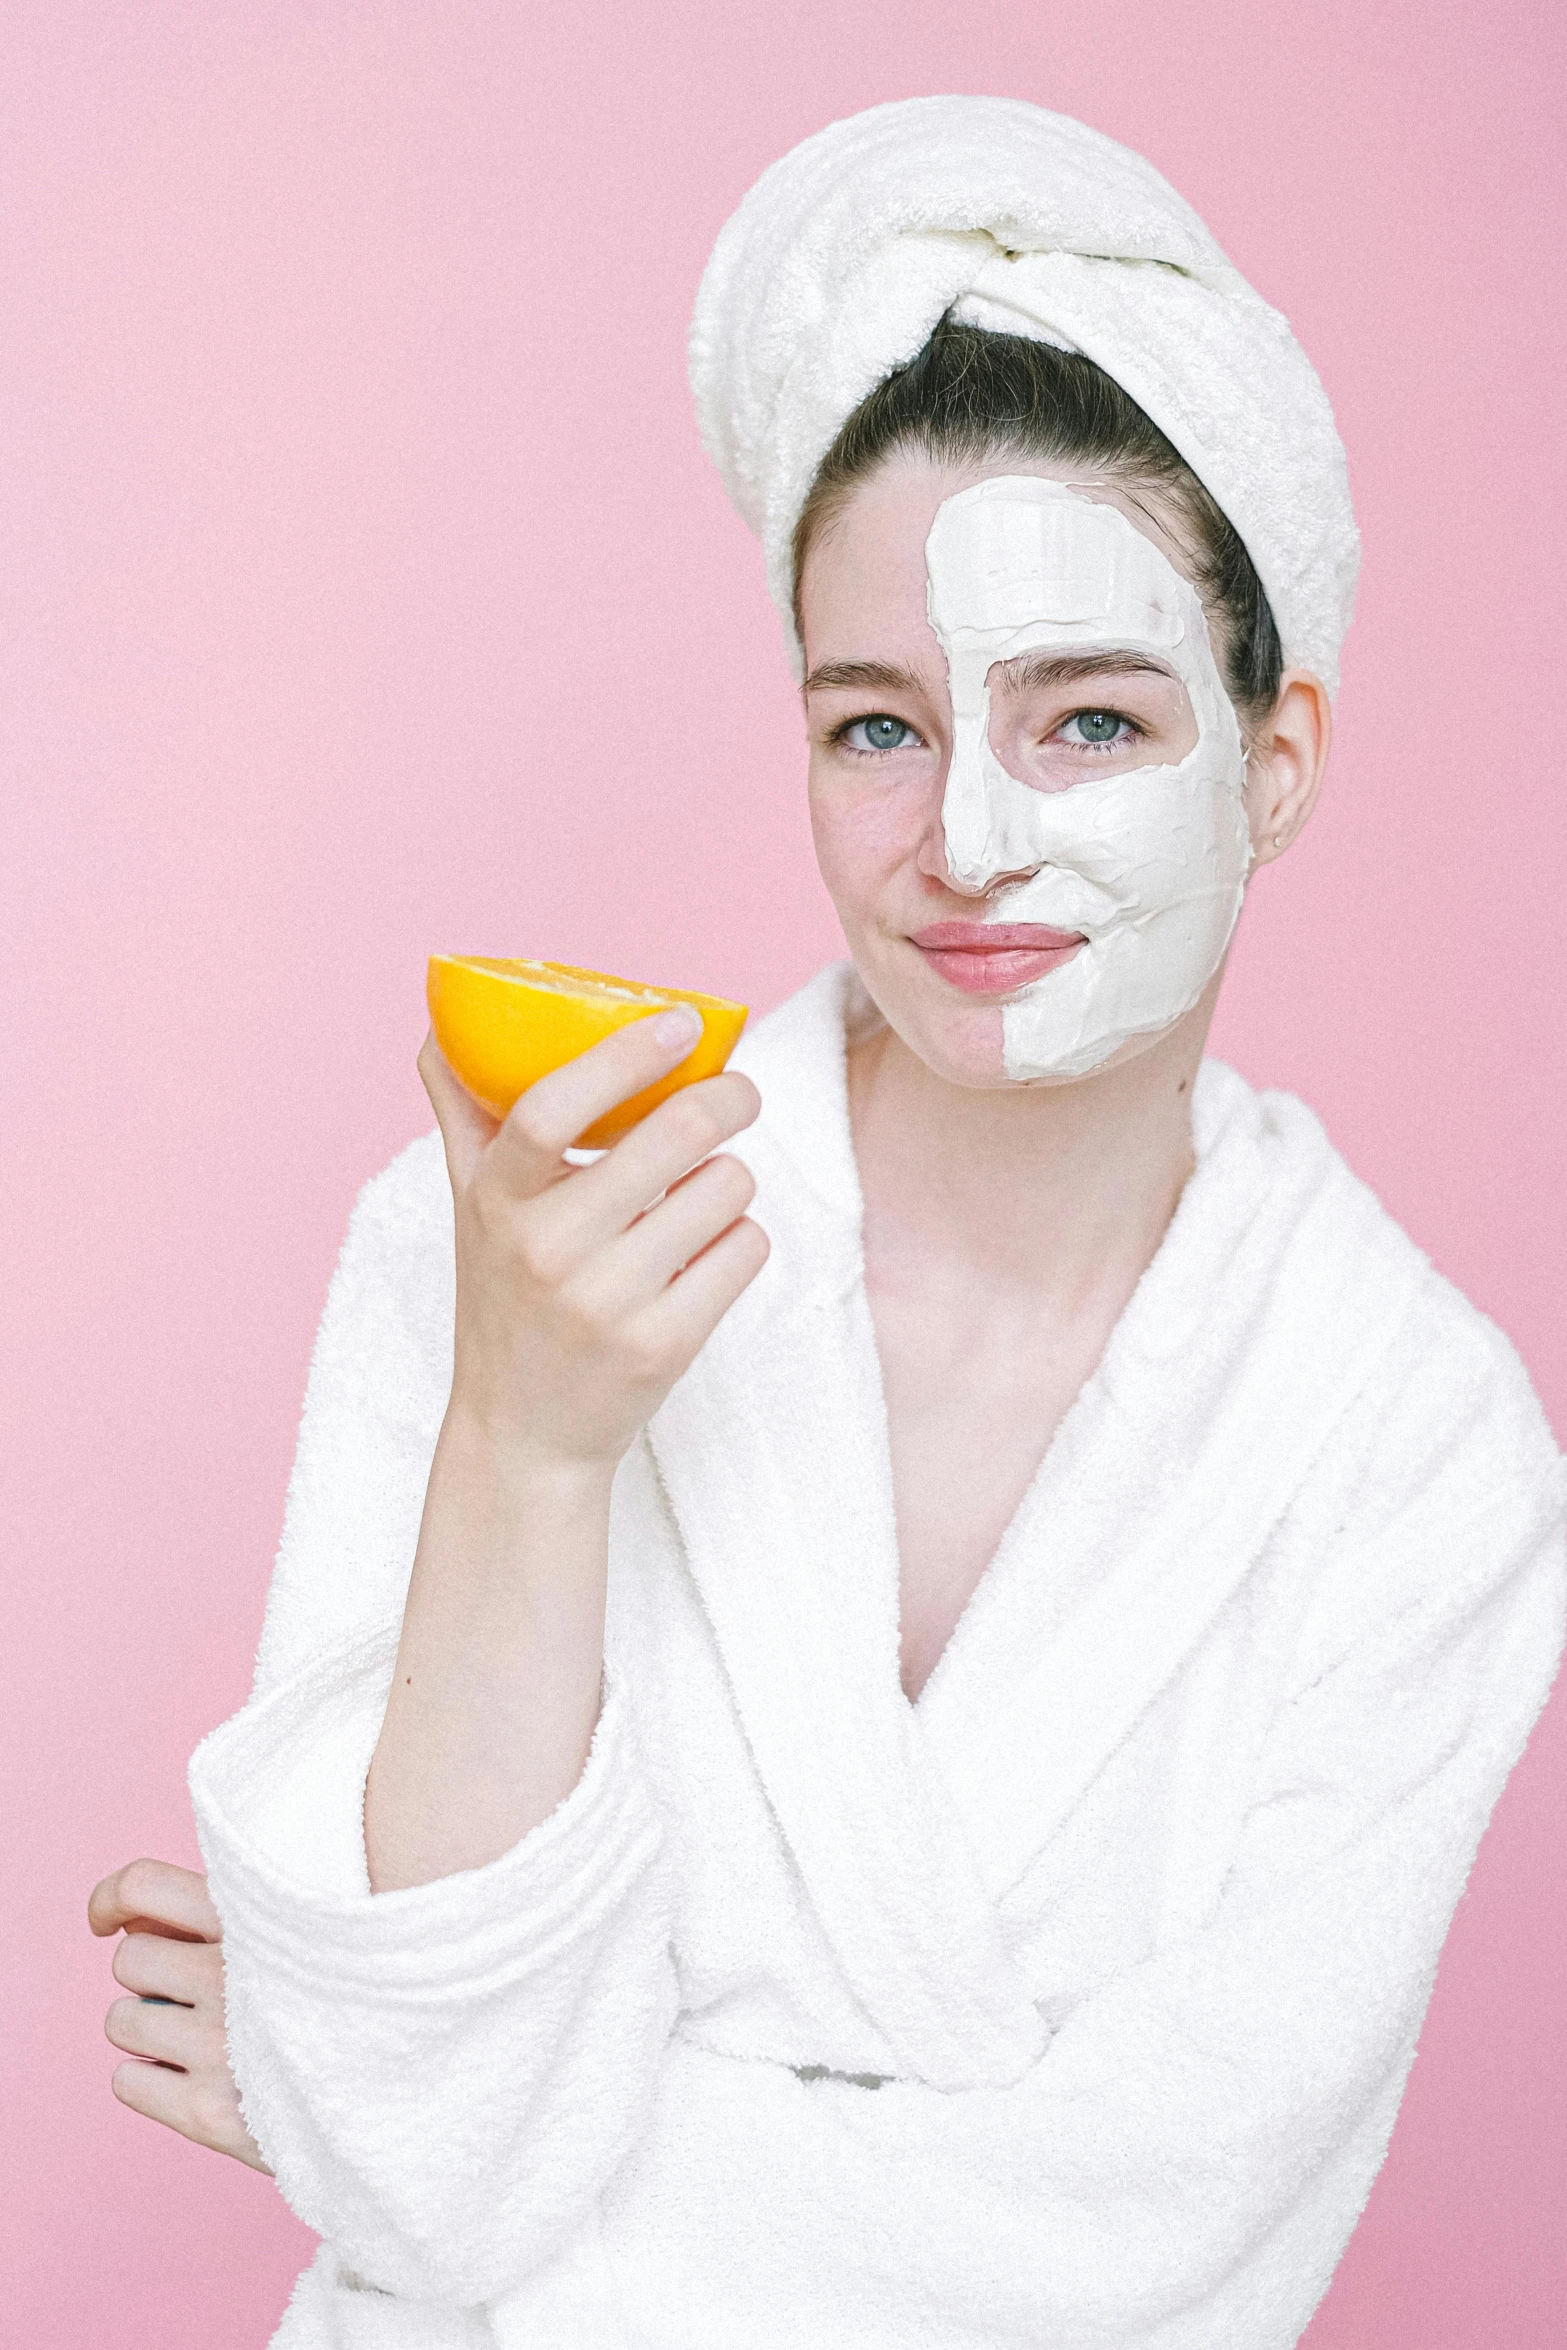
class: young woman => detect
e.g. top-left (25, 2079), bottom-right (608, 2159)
top-left (91, 98), bottom-right (1563, 2349)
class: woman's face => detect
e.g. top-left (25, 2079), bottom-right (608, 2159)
top-left (799, 451), bottom-right (1263, 1090)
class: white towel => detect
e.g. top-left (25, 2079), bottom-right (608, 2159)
top-left (689, 96), bottom-right (1359, 691)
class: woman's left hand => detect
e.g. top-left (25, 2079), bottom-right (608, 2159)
top-left (89, 1857), bottom-right (271, 2173)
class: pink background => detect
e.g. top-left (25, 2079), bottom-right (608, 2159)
top-left (5, 2), bottom-right (1564, 2341)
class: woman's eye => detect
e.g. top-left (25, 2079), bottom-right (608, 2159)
top-left (842, 714), bottom-right (917, 753)
top-left (1060, 708), bottom-right (1135, 748)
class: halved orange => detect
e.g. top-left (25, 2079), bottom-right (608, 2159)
top-left (427, 956), bottom-right (749, 1149)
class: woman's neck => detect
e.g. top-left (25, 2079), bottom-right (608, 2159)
top-left (845, 983), bottom-right (1220, 1704)
top-left (846, 989), bottom-right (1214, 1316)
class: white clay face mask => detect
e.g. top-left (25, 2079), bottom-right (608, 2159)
top-left (924, 476), bottom-right (1253, 1080)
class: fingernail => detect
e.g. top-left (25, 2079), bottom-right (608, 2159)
top-left (653, 1006), bottom-right (703, 1049)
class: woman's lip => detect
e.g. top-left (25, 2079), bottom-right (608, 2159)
top-left (912, 927), bottom-right (1086, 997)
top-left (912, 921), bottom-right (1084, 951)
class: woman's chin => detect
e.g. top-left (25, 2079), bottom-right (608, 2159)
top-left (867, 984), bottom-right (1012, 1089)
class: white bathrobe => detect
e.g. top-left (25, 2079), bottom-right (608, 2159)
top-left (190, 962), bottom-right (1565, 2350)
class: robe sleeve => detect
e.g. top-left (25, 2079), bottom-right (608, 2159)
top-left (807, 1296), bottom-right (1567, 2345)
top-left (187, 1137), bottom-right (679, 2306)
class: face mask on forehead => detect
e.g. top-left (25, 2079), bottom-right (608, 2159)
top-left (924, 476), bottom-right (1253, 1081)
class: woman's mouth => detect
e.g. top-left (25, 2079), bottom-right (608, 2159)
top-left (910, 920), bottom-right (1087, 995)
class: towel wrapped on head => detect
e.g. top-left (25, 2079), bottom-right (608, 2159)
top-left (689, 96), bottom-right (1359, 694)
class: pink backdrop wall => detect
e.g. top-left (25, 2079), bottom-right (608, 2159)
top-left (5, 3), bottom-right (1564, 2340)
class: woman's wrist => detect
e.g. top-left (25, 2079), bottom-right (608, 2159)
top-left (434, 1391), bottom-right (621, 1509)
top-left (407, 1403), bottom-right (617, 1631)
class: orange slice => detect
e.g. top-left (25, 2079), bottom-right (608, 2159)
top-left (427, 955), bottom-right (749, 1149)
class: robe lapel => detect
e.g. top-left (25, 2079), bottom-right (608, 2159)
top-left (651, 974), bottom-right (1425, 2085)
top-left (650, 967), bottom-right (1048, 2090)
top-left (916, 1071), bottom-right (1427, 1902)
top-left (648, 1253), bottom-right (1050, 2089)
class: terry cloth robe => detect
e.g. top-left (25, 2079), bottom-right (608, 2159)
top-left (190, 961), bottom-right (1565, 2350)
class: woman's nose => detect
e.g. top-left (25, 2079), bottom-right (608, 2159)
top-left (915, 819), bottom-right (1038, 898)
top-left (934, 711), bottom-right (1053, 894)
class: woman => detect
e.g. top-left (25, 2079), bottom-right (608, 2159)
top-left (91, 98), bottom-right (1564, 2349)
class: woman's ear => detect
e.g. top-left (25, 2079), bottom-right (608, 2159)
top-left (1244, 670), bottom-right (1332, 865)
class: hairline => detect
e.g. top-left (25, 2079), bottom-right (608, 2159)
top-left (793, 437), bottom-right (1205, 638)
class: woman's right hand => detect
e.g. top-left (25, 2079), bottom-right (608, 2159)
top-left (89, 1859), bottom-right (270, 2174)
top-left (424, 1004), bottom-right (767, 1472)
top-left (365, 1011), bottom-right (766, 1892)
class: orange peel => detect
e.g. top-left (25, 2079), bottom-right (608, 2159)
top-left (426, 955), bottom-right (749, 1149)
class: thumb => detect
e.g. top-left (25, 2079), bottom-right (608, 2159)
top-left (418, 1030), bottom-right (499, 1193)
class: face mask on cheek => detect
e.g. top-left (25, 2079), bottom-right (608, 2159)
top-left (924, 476), bottom-right (1253, 1081)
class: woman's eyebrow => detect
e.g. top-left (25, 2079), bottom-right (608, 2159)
top-left (995, 650), bottom-right (1174, 693)
top-left (801, 658), bottom-right (928, 696)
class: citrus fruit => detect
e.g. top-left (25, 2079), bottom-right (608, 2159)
top-left (426, 956), bottom-right (749, 1149)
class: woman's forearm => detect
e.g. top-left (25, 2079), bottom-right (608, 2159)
top-left (364, 1408), bottom-right (614, 1890)
top-left (363, 1015), bottom-right (764, 1893)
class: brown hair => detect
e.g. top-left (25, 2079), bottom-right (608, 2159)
top-left (792, 318), bottom-right (1282, 729)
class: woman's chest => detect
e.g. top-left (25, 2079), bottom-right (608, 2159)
top-left (847, 1056), bottom-right (1177, 1706)
top-left (870, 1280), bottom-right (1129, 1703)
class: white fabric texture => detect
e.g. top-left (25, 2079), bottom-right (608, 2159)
top-left (689, 96), bottom-right (1359, 692)
top-left (190, 964), bottom-right (1564, 2349)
